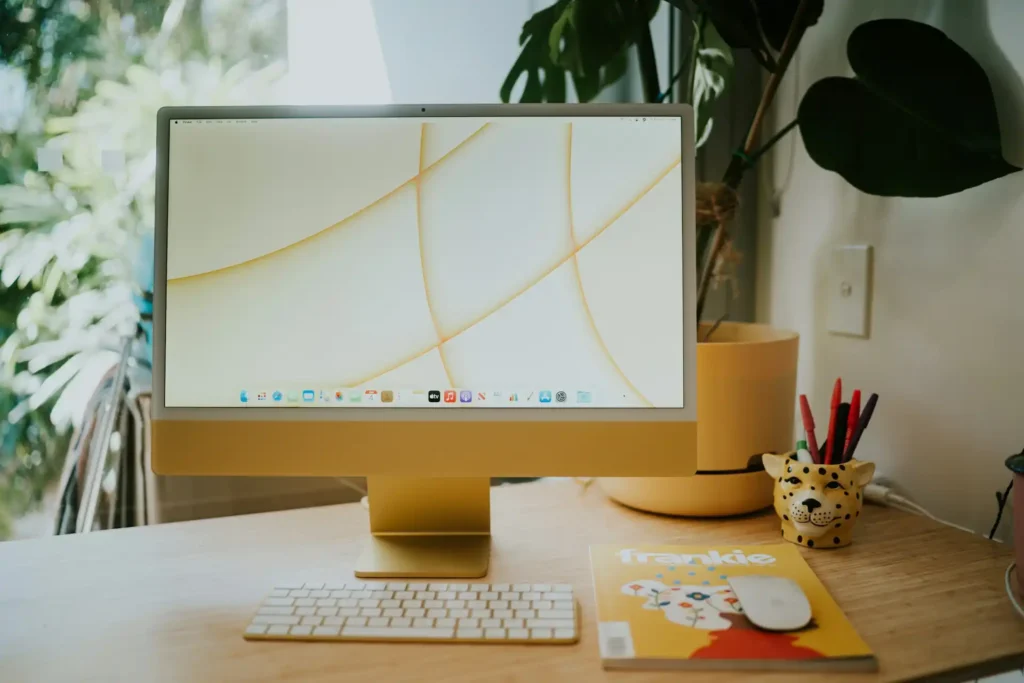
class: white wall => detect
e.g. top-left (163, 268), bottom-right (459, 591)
top-left (758, 0), bottom-right (1024, 538)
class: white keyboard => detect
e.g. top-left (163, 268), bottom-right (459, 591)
top-left (244, 581), bottom-right (579, 644)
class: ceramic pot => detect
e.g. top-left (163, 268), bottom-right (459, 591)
top-left (599, 322), bottom-right (798, 517)
top-left (763, 454), bottom-right (875, 549)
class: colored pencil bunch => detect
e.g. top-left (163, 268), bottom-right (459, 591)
top-left (798, 379), bottom-right (877, 464)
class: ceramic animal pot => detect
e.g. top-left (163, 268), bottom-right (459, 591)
top-left (763, 453), bottom-right (875, 549)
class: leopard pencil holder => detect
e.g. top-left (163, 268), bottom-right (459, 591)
top-left (762, 453), bottom-right (875, 549)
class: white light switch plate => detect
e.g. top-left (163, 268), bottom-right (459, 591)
top-left (827, 245), bottom-right (872, 337)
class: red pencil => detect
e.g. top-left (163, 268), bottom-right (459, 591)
top-left (798, 394), bottom-right (821, 463)
top-left (844, 389), bottom-right (861, 462)
top-left (824, 378), bottom-right (842, 464)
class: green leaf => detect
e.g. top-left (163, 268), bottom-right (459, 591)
top-left (501, 1), bottom-right (572, 103)
top-left (798, 19), bottom-right (1020, 197)
top-left (692, 22), bottom-right (732, 147)
top-left (689, 0), bottom-right (772, 70)
top-left (756, 0), bottom-right (823, 52)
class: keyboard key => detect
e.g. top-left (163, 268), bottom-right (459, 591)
top-left (457, 628), bottom-right (483, 639)
top-left (493, 610), bottom-right (513, 619)
top-left (263, 598), bottom-right (293, 607)
top-left (555, 628), bottom-right (575, 639)
top-left (258, 607), bottom-right (295, 616)
top-left (345, 582), bottom-right (366, 590)
top-left (391, 617), bottom-right (412, 627)
top-left (513, 584), bottom-right (530, 592)
top-left (471, 609), bottom-right (491, 619)
top-left (324, 617), bottom-right (346, 626)
top-left (369, 617), bottom-right (390, 627)
top-left (437, 591), bottom-right (457, 600)
top-left (449, 583), bottom-right (469, 592)
top-left (553, 584), bottom-right (573, 593)
top-left (316, 608), bottom-right (338, 617)
top-left (532, 584), bottom-right (551, 592)
top-left (313, 626), bottom-right (340, 637)
top-left (508, 628), bottom-right (529, 640)
top-left (289, 590), bottom-right (310, 598)
top-left (267, 625), bottom-right (291, 636)
top-left (383, 609), bottom-right (403, 618)
top-left (428, 583), bottom-right (448, 592)
top-left (330, 589), bottom-right (352, 598)
top-left (339, 608), bottom-right (360, 617)
top-left (448, 609), bottom-right (469, 618)
top-left (301, 616), bottom-right (323, 626)
top-left (492, 584), bottom-right (510, 592)
top-left (553, 601), bottom-right (573, 611)
top-left (295, 607), bottom-right (317, 616)
top-left (342, 626), bottom-right (455, 639)
top-left (405, 609), bottom-right (426, 618)
top-left (480, 592), bottom-right (499, 601)
top-left (447, 600), bottom-right (466, 609)
top-left (289, 625), bottom-right (313, 636)
top-left (316, 599), bottom-right (336, 607)
top-left (436, 618), bottom-right (456, 628)
top-left (339, 599), bottom-right (358, 608)
top-left (527, 619), bottom-right (574, 629)
top-left (503, 619), bottom-right (524, 629)
top-left (245, 624), bottom-right (267, 635)
top-left (268, 589), bottom-right (290, 598)
top-left (511, 601), bottom-right (530, 610)
top-left (538, 609), bottom-right (574, 620)
top-left (515, 610), bottom-right (536, 619)
top-left (458, 618), bottom-right (479, 628)
top-left (371, 591), bottom-right (394, 600)
top-left (468, 600), bottom-right (487, 610)
top-left (522, 592), bottom-right (541, 601)
top-left (295, 598), bottom-right (315, 607)
top-left (501, 593), bottom-right (520, 601)
top-left (360, 608), bottom-right (382, 617)
top-left (303, 582), bottom-right (325, 590)
top-left (485, 628), bottom-right (506, 639)
top-left (482, 619), bottom-right (501, 628)
top-left (413, 618), bottom-right (434, 628)
top-left (362, 581), bottom-right (387, 590)
top-left (416, 591), bottom-right (436, 601)
top-left (309, 590), bottom-right (329, 598)
top-left (457, 592), bottom-right (476, 601)
top-left (471, 584), bottom-right (489, 592)
top-left (402, 600), bottom-right (423, 609)
top-left (381, 600), bottom-right (401, 609)
top-left (532, 628), bottom-right (553, 639)
top-left (395, 591), bottom-right (414, 600)
top-left (542, 593), bottom-right (562, 602)
top-left (386, 583), bottom-right (407, 591)
top-left (347, 617), bottom-right (367, 627)
top-left (351, 591), bottom-right (372, 599)
top-left (425, 600), bottom-right (444, 609)
top-left (534, 601), bottom-right (553, 610)
top-left (358, 599), bottom-right (380, 608)
top-left (489, 600), bottom-right (509, 610)
top-left (427, 609), bottom-right (447, 618)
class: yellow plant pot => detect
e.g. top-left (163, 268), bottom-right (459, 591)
top-left (599, 321), bottom-right (799, 517)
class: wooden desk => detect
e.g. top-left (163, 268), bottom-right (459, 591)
top-left (1, 479), bottom-right (1022, 682)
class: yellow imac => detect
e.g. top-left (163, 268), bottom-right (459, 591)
top-left (152, 104), bottom-right (697, 578)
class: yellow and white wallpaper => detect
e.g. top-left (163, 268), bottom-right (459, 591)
top-left (164, 117), bottom-right (684, 407)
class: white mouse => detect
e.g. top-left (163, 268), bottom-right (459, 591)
top-left (727, 575), bottom-right (812, 632)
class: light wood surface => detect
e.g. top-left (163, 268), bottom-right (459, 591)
top-left (1, 479), bottom-right (1022, 682)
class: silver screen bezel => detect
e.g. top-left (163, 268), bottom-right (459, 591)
top-left (153, 104), bottom-right (697, 424)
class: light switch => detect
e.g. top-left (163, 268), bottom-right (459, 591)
top-left (827, 245), bottom-right (872, 337)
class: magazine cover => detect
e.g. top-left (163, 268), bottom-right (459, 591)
top-left (590, 544), bottom-right (877, 671)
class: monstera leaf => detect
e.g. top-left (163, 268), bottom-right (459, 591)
top-left (798, 19), bottom-right (1020, 197)
top-left (500, 0), bottom-right (570, 103)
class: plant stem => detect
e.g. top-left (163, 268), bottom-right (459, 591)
top-left (696, 0), bottom-right (813, 322)
top-left (635, 10), bottom-right (661, 103)
top-left (657, 68), bottom-right (686, 103)
top-left (746, 118), bottom-right (798, 166)
top-left (682, 13), bottom-right (704, 106)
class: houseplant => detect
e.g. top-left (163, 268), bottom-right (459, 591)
top-left (501, 0), bottom-right (1020, 515)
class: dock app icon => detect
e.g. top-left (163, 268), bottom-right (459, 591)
top-left (428, 390), bottom-right (441, 403)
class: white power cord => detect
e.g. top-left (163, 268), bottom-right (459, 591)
top-left (864, 482), bottom-right (1023, 620)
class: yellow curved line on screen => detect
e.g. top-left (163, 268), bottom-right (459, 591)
top-left (167, 123), bottom-right (492, 284)
top-left (349, 155), bottom-right (682, 387)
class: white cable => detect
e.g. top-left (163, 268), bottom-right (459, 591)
top-left (1007, 564), bottom-right (1024, 619)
